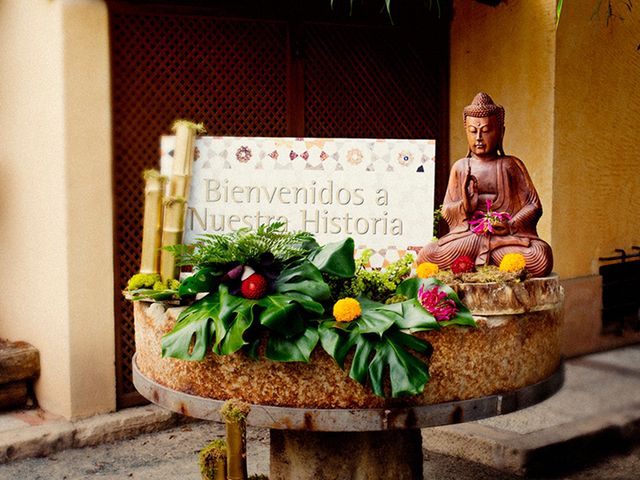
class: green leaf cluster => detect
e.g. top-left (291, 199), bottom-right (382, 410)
top-left (317, 277), bottom-right (474, 397)
top-left (156, 224), bottom-right (477, 399)
top-left (165, 222), bottom-right (317, 268)
top-left (161, 238), bottom-right (355, 363)
top-left (325, 250), bottom-right (413, 303)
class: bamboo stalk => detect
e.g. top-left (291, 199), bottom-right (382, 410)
top-left (169, 120), bottom-right (206, 199)
top-left (199, 438), bottom-right (228, 480)
top-left (158, 120), bottom-right (205, 282)
top-left (221, 399), bottom-right (251, 480)
top-left (159, 196), bottom-right (186, 282)
top-left (140, 170), bottom-right (166, 274)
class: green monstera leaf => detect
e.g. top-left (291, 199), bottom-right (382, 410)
top-left (307, 237), bottom-right (356, 278)
top-left (367, 330), bottom-right (432, 397)
top-left (266, 326), bottom-right (320, 362)
top-left (258, 294), bottom-right (307, 338)
top-left (178, 266), bottom-right (222, 297)
top-left (213, 284), bottom-right (259, 355)
top-left (318, 320), bottom-right (359, 368)
top-left (356, 297), bottom-right (399, 336)
top-left (275, 260), bottom-right (331, 301)
top-left (383, 297), bottom-right (439, 332)
top-left (319, 303), bottom-right (433, 397)
top-left (397, 277), bottom-right (476, 328)
top-left (161, 293), bottom-right (220, 361)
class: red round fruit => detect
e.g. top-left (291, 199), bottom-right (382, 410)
top-left (240, 273), bottom-right (268, 299)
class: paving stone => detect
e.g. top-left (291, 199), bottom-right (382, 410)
top-left (73, 404), bottom-right (181, 447)
top-left (422, 345), bottom-right (640, 475)
top-left (0, 346), bottom-right (639, 476)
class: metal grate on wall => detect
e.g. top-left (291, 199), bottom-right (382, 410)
top-left (599, 248), bottom-right (640, 335)
top-left (108, 1), bottom-right (448, 408)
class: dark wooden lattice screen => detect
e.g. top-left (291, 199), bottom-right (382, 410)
top-left (109, 1), bottom-right (448, 408)
top-left (304, 23), bottom-right (441, 139)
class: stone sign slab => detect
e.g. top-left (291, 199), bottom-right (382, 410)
top-left (161, 136), bottom-right (435, 267)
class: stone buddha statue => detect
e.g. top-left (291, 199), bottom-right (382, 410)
top-left (417, 92), bottom-right (553, 277)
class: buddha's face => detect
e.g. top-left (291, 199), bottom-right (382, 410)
top-left (465, 115), bottom-right (502, 157)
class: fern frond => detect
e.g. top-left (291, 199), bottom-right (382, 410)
top-left (167, 223), bottom-right (317, 268)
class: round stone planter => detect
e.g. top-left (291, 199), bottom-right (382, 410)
top-left (133, 275), bottom-right (564, 409)
top-left (133, 275), bottom-right (563, 480)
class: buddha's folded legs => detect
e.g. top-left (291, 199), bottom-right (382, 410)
top-left (490, 240), bottom-right (554, 278)
top-left (417, 234), bottom-right (553, 277)
top-left (417, 233), bottom-right (484, 268)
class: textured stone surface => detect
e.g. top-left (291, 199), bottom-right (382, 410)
top-left (270, 429), bottom-right (423, 480)
top-left (422, 345), bottom-right (640, 475)
top-left (134, 276), bottom-right (563, 409)
top-left (451, 275), bottom-right (563, 315)
top-left (0, 404), bottom-right (181, 464)
top-left (0, 340), bottom-right (39, 384)
top-left (0, 382), bottom-right (28, 410)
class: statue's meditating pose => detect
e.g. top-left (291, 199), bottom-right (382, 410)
top-left (417, 92), bottom-right (553, 277)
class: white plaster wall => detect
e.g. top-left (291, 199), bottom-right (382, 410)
top-left (0, 0), bottom-right (114, 419)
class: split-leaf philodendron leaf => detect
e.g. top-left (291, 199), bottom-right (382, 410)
top-left (158, 229), bottom-right (477, 399)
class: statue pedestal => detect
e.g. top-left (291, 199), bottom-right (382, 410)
top-left (132, 356), bottom-right (563, 479)
top-left (270, 429), bottom-right (423, 480)
top-left (132, 275), bottom-right (564, 477)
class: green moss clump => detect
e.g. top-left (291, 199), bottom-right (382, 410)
top-left (152, 278), bottom-right (181, 291)
top-left (198, 438), bottom-right (226, 480)
top-left (434, 265), bottom-right (526, 285)
top-left (127, 273), bottom-right (161, 290)
top-left (172, 119), bottom-right (207, 134)
top-left (220, 399), bottom-right (251, 423)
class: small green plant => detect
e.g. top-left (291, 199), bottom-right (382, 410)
top-left (433, 205), bottom-right (443, 238)
top-left (326, 250), bottom-right (414, 303)
top-left (198, 439), bottom-right (226, 480)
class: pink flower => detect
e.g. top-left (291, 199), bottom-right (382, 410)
top-left (468, 199), bottom-right (512, 236)
top-left (417, 285), bottom-right (458, 322)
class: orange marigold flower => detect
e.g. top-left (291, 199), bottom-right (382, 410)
top-left (499, 253), bottom-right (527, 272)
top-left (416, 262), bottom-right (439, 278)
top-left (333, 297), bottom-right (362, 322)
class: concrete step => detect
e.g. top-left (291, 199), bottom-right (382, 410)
top-left (422, 345), bottom-right (640, 476)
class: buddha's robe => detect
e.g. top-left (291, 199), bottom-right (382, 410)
top-left (418, 155), bottom-right (553, 277)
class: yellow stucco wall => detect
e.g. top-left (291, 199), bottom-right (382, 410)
top-left (450, 0), bottom-right (640, 280)
top-left (0, 0), bottom-right (114, 419)
top-left (0, 0), bottom-right (636, 419)
top-left (553, 2), bottom-right (640, 277)
top-left (449, 0), bottom-right (557, 245)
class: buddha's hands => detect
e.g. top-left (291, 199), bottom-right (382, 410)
top-left (463, 173), bottom-right (479, 215)
top-left (491, 220), bottom-right (511, 236)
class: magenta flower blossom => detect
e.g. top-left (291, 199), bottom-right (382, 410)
top-left (418, 285), bottom-right (458, 322)
top-left (468, 199), bottom-right (512, 236)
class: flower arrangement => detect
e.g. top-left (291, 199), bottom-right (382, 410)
top-left (126, 222), bottom-right (476, 398)
top-left (423, 252), bottom-right (529, 285)
top-left (468, 199), bottom-right (512, 236)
